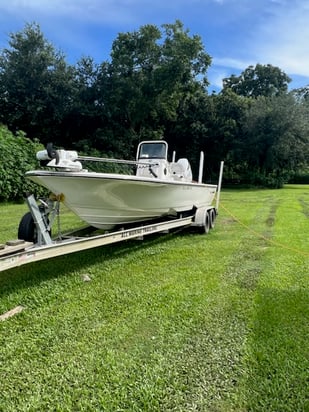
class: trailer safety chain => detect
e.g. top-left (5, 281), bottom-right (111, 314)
top-left (220, 203), bottom-right (309, 258)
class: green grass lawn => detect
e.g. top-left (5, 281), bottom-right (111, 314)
top-left (0, 185), bottom-right (308, 411)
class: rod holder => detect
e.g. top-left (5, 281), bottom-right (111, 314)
top-left (198, 151), bottom-right (204, 183)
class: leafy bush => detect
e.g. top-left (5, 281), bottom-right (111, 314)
top-left (237, 168), bottom-right (289, 188)
top-left (288, 170), bottom-right (309, 184)
top-left (0, 125), bottom-right (46, 201)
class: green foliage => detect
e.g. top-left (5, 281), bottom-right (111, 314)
top-left (288, 169), bottom-right (309, 184)
top-left (291, 85), bottom-right (309, 101)
top-left (237, 94), bottom-right (309, 187)
top-left (62, 57), bottom-right (102, 148)
top-left (223, 63), bottom-right (291, 97)
top-left (0, 22), bottom-right (74, 144)
top-left (202, 89), bottom-right (249, 178)
top-left (0, 125), bottom-right (45, 200)
top-left (94, 20), bottom-right (211, 156)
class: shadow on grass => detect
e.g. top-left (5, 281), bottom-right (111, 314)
top-left (0, 227), bottom-right (205, 299)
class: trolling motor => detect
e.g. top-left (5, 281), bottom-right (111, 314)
top-left (46, 142), bottom-right (60, 164)
top-left (36, 143), bottom-right (83, 171)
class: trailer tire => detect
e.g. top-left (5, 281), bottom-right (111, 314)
top-left (200, 210), bottom-right (210, 234)
top-left (18, 212), bottom-right (51, 243)
top-left (18, 212), bottom-right (36, 242)
top-left (209, 208), bottom-right (216, 229)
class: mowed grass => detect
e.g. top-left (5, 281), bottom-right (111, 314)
top-left (0, 185), bottom-right (308, 411)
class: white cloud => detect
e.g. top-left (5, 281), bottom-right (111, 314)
top-left (207, 68), bottom-right (228, 90)
top-left (251, 1), bottom-right (309, 76)
top-left (212, 57), bottom-right (253, 71)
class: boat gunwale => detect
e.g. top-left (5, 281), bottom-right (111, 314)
top-left (25, 170), bottom-right (218, 188)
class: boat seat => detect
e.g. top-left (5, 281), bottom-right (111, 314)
top-left (170, 159), bottom-right (192, 181)
top-left (170, 163), bottom-right (184, 177)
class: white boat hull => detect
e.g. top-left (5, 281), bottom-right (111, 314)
top-left (26, 171), bottom-right (217, 229)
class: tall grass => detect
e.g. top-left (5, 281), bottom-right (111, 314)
top-left (0, 185), bottom-right (308, 411)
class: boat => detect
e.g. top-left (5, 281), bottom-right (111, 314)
top-left (25, 140), bottom-right (218, 230)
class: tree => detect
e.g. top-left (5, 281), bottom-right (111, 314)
top-left (164, 89), bottom-right (214, 177)
top-left (0, 125), bottom-right (45, 200)
top-left (204, 89), bottom-right (249, 180)
top-left (238, 94), bottom-right (309, 187)
top-left (0, 22), bottom-right (74, 144)
top-left (94, 20), bottom-right (212, 157)
top-left (222, 64), bottom-right (291, 97)
top-left (61, 57), bottom-right (102, 149)
top-left (291, 85), bottom-right (309, 101)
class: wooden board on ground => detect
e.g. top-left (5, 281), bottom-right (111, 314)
top-left (0, 305), bottom-right (25, 321)
top-left (0, 241), bottom-right (33, 257)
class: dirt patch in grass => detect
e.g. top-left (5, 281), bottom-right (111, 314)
top-left (265, 201), bottom-right (279, 227)
top-left (220, 217), bottom-right (238, 225)
top-left (299, 197), bottom-right (309, 218)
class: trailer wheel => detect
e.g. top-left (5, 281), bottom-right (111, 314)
top-left (18, 212), bottom-right (51, 243)
top-left (18, 212), bottom-right (36, 242)
top-left (200, 210), bottom-right (210, 234)
top-left (209, 208), bottom-right (216, 229)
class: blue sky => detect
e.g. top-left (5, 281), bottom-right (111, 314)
top-left (1, 0), bottom-right (309, 93)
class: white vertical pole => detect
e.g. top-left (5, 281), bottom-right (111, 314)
top-left (172, 151), bottom-right (176, 162)
top-left (215, 161), bottom-right (224, 212)
top-left (198, 151), bottom-right (204, 183)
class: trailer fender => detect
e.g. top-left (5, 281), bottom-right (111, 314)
top-left (192, 207), bottom-right (210, 234)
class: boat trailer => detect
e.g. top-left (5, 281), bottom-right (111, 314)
top-left (0, 162), bottom-right (224, 273)
top-left (0, 201), bottom-right (214, 273)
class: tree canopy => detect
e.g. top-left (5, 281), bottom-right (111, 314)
top-left (0, 23), bottom-right (74, 142)
top-left (222, 64), bottom-right (291, 97)
top-left (93, 20), bottom-right (212, 156)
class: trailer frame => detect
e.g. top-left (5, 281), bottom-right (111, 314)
top-left (0, 202), bottom-right (218, 273)
top-left (0, 213), bottom-right (198, 273)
